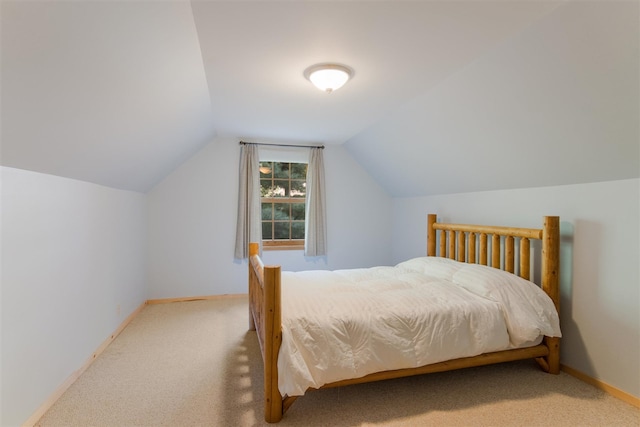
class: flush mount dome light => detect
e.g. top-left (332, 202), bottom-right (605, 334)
top-left (304, 63), bottom-right (353, 93)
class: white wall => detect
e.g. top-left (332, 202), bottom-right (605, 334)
top-left (146, 136), bottom-right (392, 299)
top-left (391, 178), bottom-right (640, 399)
top-left (1, 166), bottom-right (147, 427)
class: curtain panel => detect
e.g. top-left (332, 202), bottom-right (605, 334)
top-left (304, 147), bottom-right (327, 256)
top-left (234, 143), bottom-right (262, 259)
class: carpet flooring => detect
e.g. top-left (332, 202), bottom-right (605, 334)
top-left (37, 297), bottom-right (639, 426)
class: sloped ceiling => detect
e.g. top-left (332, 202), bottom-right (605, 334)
top-left (345, 1), bottom-right (640, 196)
top-left (1, 1), bottom-right (215, 192)
top-left (1, 1), bottom-right (637, 195)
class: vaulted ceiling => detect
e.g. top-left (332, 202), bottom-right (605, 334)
top-left (1, 1), bottom-right (638, 194)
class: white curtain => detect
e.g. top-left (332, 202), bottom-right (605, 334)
top-left (234, 143), bottom-right (262, 259)
top-left (304, 147), bottom-right (327, 256)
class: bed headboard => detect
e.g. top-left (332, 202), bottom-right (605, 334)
top-left (426, 214), bottom-right (560, 312)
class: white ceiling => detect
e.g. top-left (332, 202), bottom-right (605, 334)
top-left (1, 1), bottom-right (637, 194)
top-left (191, 1), bottom-right (562, 144)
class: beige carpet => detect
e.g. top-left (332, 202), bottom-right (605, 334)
top-left (37, 297), bottom-right (639, 427)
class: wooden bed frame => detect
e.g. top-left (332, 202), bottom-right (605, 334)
top-left (248, 214), bottom-right (560, 423)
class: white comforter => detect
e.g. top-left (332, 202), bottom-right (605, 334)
top-left (277, 257), bottom-right (561, 396)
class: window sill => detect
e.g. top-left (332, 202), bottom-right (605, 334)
top-left (263, 244), bottom-right (304, 251)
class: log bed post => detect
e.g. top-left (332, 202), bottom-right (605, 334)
top-left (263, 264), bottom-right (283, 422)
top-left (427, 214), bottom-right (437, 256)
top-left (248, 242), bottom-right (284, 423)
top-left (538, 216), bottom-right (561, 374)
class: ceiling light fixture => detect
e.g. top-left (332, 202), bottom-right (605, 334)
top-left (304, 63), bottom-right (353, 93)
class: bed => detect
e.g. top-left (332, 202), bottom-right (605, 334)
top-left (248, 213), bottom-right (561, 423)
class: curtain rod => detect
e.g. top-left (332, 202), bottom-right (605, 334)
top-left (239, 141), bottom-right (324, 149)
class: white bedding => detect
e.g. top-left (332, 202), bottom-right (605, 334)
top-left (277, 257), bottom-right (561, 396)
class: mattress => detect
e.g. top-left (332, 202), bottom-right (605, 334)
top-left (277, 256), bottom-right (561, 396)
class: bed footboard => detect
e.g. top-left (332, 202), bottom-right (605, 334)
top-left (248, 243), bottom-right (284, 423)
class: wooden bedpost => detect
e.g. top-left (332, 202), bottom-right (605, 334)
top-left (247, 242), bottom-right (285, 422)
top-left (541, 216), bottom-right (560, 311)
top-left (427, 214), bottom-right (437, 256)
top-left (539, 216), bottom-right (560, 374)
top-left (263, 265), bottom-right (283, 423)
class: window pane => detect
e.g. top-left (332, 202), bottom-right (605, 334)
top-left (291, 163), bottom-right (307, 179)
top-left (274, 203), bottom-right (290, 220)
top-left (261, 180), bottom-right (277, 197)
top-left (274, 163), bottom-right (290, 179)
top-left (291, 221), bottom-right (305, 239)
top-left (261, 203), bottom-right (273, 220)
top-left (291, 180), bottom-right (306, 197)
top-left (273, 180), bottom-right (289, 197)
top-left (262, 222), bottom-right (273, 239)
top-left (259, 162), bottom-right (273, 177)
top-left (274, 222), bottom-right (290, 239)
top-left (291, 203), bottom-right (305, 220)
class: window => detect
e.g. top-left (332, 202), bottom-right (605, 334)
top-left (260, 161), bottom-right (307, 249)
